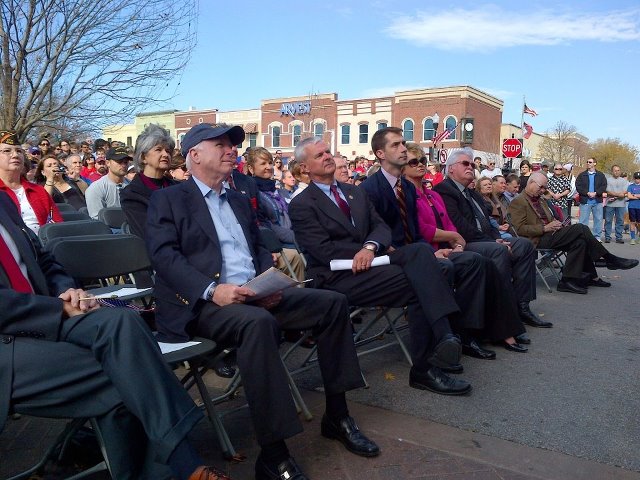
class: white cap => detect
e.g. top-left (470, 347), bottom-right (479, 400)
top-left (563, 163), bottom-right (573, 171)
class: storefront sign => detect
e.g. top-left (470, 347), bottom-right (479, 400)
top-left (280, 101), bottom-right (311, 117)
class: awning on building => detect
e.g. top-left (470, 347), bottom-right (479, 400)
top-left (244, 123), bottom-right (258, 134)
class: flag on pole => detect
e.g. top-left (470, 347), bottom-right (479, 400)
top-left (523, 122), bottom-right (533, 139)
top-left (433, 124), bottom-right (456, 144)
top-left (523, 104), bottom-right (538, 117)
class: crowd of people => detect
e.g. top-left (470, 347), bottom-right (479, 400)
top-left (1, 124), bottom-right (639, 480)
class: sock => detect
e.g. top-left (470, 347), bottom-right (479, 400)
top-left (167, 438), bottom-right (203, 480)
top-left (325, 392), bottom-right (349, 420)
top-left (260, 440), bottom-right (290, 468)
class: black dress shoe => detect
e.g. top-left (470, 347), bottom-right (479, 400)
top-left (427, 334), bottom-right (461, 368)
top-left (409, 366), bottom-right (472, 396)
top-left (214, 362), bottom-right (236, 379)
top-left (605, 256), bottom-right (639, 270)
top-left (588, 278), bottom-right (611, 287)
top-left (461, 339), bottom-right (496, 360)
top-left (440, 363), bottom-right (464, 374)
top-left (557, 279), bottom-right (588, 294)
top-left (501, 341), bottom-right (528, 353)
top-left (321, 415), bottom-right (380, 457)
top-left (255, 456), bottom-right (308, 480)
top-left (594, 259), bottom-right (607, 268)
top-left (518, 302), bottom-right (553, 328)
top-left (515, 333), bottom-right (531, 345)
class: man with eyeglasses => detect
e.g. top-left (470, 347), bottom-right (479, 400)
top-left (510, 172), bottom-right (638, 294)
top-left (85, 146), bottom-right (131, 219)
top-left (333, 155), bottom-right (350, 183)
top-left (575, 157), bottom-right (607, 241)
top-left (480, 160), bottom-right (502, 178)
top-left (434, 148), bottom-right (551, 328)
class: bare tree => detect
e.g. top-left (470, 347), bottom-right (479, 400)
top-left (0, 0), bottom-right (197, 140)
top-left (538, 121), bottom-right (588, 166)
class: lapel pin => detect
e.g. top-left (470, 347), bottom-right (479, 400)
top-left (348, 195), bottom-right (354, 199)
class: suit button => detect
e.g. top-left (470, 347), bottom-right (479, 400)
top-left (2, 336), bottom-right (12, 344)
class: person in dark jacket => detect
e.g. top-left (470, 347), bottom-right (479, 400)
top-left (120, 124), bottom-right (178, 238)
top-left (575, 157), bottom-right (608, 240)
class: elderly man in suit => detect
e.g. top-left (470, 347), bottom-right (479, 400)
top-left (0, 181), bottom-right (226, 479)
top-left (433, 148), bottom-right (552, 329)
top-left (145, 124), bottom-right (379, 480)
top-left (288, 136), bottom-right (472, 396)
top-left (509, 172), bottom-right (638, 294)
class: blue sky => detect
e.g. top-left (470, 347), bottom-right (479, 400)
top-left (162, 1), bottom-right (640, 154)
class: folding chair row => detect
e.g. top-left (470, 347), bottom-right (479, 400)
top-left (536, 248), bottom-right (566, 293)
top-left (39, 219), bottom-right (112, 246)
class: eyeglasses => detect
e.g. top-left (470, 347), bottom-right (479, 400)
top-left (452, 160), bottom-right (473, 168)
top-left (553, 168), bottom-right (563, 171)
top-left (39, 142), bottom-right (50, 146)
top-left (587, 161), bottom-right (595, 164)
top-left (407, 157), bottom-right (427, 167)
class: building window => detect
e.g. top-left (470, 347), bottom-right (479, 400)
top-left (126, 136), bottom-right (132, 147)
top-left (445, 116), bottom-right (457, 140)
top-left (403, 119), bottom-right (414, 141)
top-left (359, 124), bottom-right (368, 144)
top-left (377, 122), bottom-right (387, 130)
top-left (314, 123), bottom-right (324, 138)
top-left (272, 126), bottom-right (281, 148)
top-left (341, 124), bottom-right (350, 144)
top-left (249, 133), bottom-right (257, 148)
top-left (292, 124), bottom-right (302, 146)
top-left (423, 118), bottom-right (434, 141)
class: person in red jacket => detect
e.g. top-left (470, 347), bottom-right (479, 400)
top-left (0, 131), bottom-right (62, 234)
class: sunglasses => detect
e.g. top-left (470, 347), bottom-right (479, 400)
top-left (407, 157), bottom-right (427, 167)
top-left (554, 168), bottom-right (563, 171)
top-left (453, 160), bottom-right (473, 168)
top-left (39, 143), bottom-right (50, 147)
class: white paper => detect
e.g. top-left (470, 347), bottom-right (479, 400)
top-left (329, 255), bottom-right (391, 271)
top-left (90, 287), bottom-right (153, 298)
top-left (242, 267), bottom-right (311, 300)
top-left (158, 341), bottom-right (201, 354)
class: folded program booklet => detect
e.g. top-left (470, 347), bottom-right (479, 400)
top-left (329, 255), bottom-right (391, 271)
top-left (242, 267), bottom-right (311, 300)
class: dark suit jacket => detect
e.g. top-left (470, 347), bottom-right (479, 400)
top-left (575, 170), bottom-right (607, 204)
top-left (231, 169), bottom-right (259, 212)
top-left (288, 181), bottom-right (392, 287)
top-left (0, 192), bottom-right (75, 431)
top-left (433, 177), bottom-right (500, 242)
top-left (360, 169), bottom-right (423, 248)
top-left (145, 177), bottom-right (272, 341)
top-left (120, 173), bottom-right (178, 238)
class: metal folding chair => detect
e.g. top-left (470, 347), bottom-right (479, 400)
top-left (535, 248), bottom-right (565, 293)
top-left (55, 202), bottom-right (77, 212)
top-left (59, 210), bottom-right (91, 221)
top-left (39, 219), bottom-right (112, 247)
top-left (98, 207), bottom-right (126, 230)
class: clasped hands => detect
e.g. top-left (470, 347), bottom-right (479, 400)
top-left (211, 284), bottom-right (283, 310)
top-left (543, 220), bottom-right (564, 233)
top-left (59, 288), bottom-right (99, 318)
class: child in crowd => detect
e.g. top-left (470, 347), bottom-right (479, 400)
top-left (626, 172), bottom-right (640, 245)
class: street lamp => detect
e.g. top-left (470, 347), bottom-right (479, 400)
top-left (430, 112), bottom-right (440, 165)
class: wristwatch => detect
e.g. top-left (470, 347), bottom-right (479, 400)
top-left (205, 284), bottom-right (217, 302)
top-left (362, 243), bottom-right (377, 253)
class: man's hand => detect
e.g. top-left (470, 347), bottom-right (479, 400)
top-left (253, 291), bottom-right (283, 310)
top-left (587, 191), bottom-right (596, 198)
top-left (352, 248), bottom-right (375, 274)
top-left (543, 220), bottom-right (563, 233)
top-left (212, 284), bottom-right (255, 306)
top-left (434, 248), bottom-right (453, 258)
top-left (59, 288), bottom-right (99, 318)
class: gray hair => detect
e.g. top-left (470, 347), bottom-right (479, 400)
top-left (133, 124), bottom-right (175, 172)
top-left (64, 153), bottom-right (82, 167)
top-left (445, 147), bottom-right (474, 167)
top-left (294, 136), bottom-right (324, 163)
top-left (528, 171), bottom-right (547, 185)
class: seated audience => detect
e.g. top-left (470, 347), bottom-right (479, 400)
top-left (64, 153), bottom-right (90, 195)
top-left (279, 170), bottom-right (297, 202)
top-left (35, 155), bottom-right (86, 210)
top-left (476, 176), bottom-right (512, 239)
top-left (503, 173), bottom-right (520, 204)
top-left (289, 159), bottom-right (309, 200)
top-left (509, 172), bottom-right (638, 294)
top-left (289, 136), bottom-right (473, 395)
top-left (0, 191), bottom-right (229, 480)
top-left (424, 162), bottom-right (444, 186)
top-left (120, 124), bottom-right (178, 238)
top-left (170, 153), bottom-right (191, 181)
top-left (245, 147), bottom-right (305, 281)
top-left (0, 132), bottom-right (62, 234)
top-left (146, 124), bottom-right (379, 480)
top-left (85, 146), bottom-right (131, 219)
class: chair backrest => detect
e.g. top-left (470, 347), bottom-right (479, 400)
top-left (60, 210), bottom-right (91, 221)
top-left (55, 202), bottom-right (77, 212)
top-left (39, 219), bottom-right (112, 246)
top-left (98, 207), bottom-right (126, 229)
top-left (258, 226), bottom-right (283, 253)
top-left (49, 234), bottom-right (153, 287)
top-left (78, 206), bottom-right (89, 215)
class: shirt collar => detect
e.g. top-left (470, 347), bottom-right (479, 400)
top-left (450, 178), bottom-right (467, 192)
top-left (312, 180), bottom-right (337, 195)
top-left (192, 174), bottom-right (225, 199)
top-left (380, 166), bottom-right (399, 190)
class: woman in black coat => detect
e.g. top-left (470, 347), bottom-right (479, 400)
top-left (120, 124), bottom-right (177, 238)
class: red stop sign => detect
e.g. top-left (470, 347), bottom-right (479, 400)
top-left (502, 138), bottom-right (522, 158)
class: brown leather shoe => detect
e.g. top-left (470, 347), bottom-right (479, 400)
top-left (189, 466), bottom-right (231, 480)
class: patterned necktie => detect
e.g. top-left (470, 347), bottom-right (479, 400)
top-left (330, 185), bottom-right (352, 220)
top-left (0, 234), bottom-right (33, 293)
top-left (463, 188), bottom-right (492, 233)
top-left (395, 178), bottom-right (413, 245)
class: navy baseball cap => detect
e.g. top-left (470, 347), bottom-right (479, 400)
top-left (181, 124), bottom-right (245, 157)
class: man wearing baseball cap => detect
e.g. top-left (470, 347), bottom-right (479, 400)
top-left (85, 146), bottom-right (131, 219)
top-left (146, 124), bottom-right (379, 480)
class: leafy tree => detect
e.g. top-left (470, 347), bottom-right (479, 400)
top-left (0, 0), bottom-right (197, 141)
top-left (587, 138), bottom-right (640, 175)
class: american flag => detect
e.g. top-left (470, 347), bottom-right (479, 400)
top-left (523, 104), bottom-right (538, 117)
top-left (432, 124), bottom-right (456, 145)
top-left (523, 122), bottom-right (533, 139)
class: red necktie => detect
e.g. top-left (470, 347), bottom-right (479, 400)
top-left (330, 185), bottom-right (352, 220)
top-left (0, 234), bottom-right (34, 293)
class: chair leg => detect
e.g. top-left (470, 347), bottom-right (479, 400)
top-left (536, 263), bottom-right (553, 293)
top-left (280, 357), bottom-right (313, 421)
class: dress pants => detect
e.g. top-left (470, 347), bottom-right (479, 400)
top-left (604, 206), bottom-right (625, 241)
top-left (320, 243), bottom-right (460, 371)
top-left (11, 308), bottom-right (202, 480)
top-left (464, 238), bottom-right (537, 304)
top-left (537, 223), bottom-right (608, 280)
top-left (579, 202), bottom-right (604, 238)
top-left (194, 288), bottom-right (363, 446)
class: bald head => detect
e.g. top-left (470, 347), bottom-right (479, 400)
top-left (525, 171), bottom-right (548, 197)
